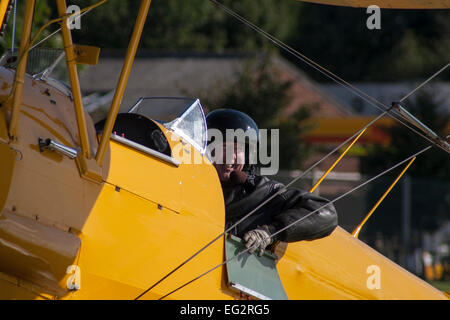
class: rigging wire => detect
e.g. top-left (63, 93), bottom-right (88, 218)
top-left (29, 9), bottom-right (92, 51)
top-left (209, 0), bottom-right (387, 111)
top-left (157, 145), bottom-right (432, 300)
top-left (134, 110), bottom-right (389, 300)
top-left (11, 0), bottom-right (17, 52)
top-left (8, 0), bottom-right (106, 72)
top-left (208, 0), bottom-right (450, 154)
top-left (399, 62), bottom-right (450, 103)
top-left (1, 0), bottom-right (106, 106)
top-left (137, 1), bottom-right (449, 300)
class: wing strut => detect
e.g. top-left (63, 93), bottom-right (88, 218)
top-left (56, 0), bottom-right (91, 159)
top-left (351, 156), bottom-right (416, 238)
top-left (310, 127), bottom-right (367, 193)
top-left (7, 0), bottom-right (35, 140)
top-left (96, 0), bottom-right (152, 166)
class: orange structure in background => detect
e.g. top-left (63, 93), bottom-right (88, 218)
top-left (305, 117), bottom-right (395, 146)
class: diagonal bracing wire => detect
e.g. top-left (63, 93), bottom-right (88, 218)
top-left (209, 0), bottom-right (387, 112)
top-left (134, 110), bottom-right (389, 300)
top-left (29, 7), bottom-right (97, 51)
top-left (399, 62), bottom-right (450, 103)
top-left (136, 1), bottom-right (449, 300)
top-left (157, 145), bottom-right (432, 300)
top-left (208, 0), bottom-right (450, 154)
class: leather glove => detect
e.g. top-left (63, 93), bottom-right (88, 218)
top-left (243, 225), bottom-right (273, 256)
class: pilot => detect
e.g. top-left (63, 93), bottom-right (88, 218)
top-left (206, 108), bottom-right (338, 256)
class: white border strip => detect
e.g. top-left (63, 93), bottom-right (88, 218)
top-left (230, 282), bottom-right (272, 300)
top-left (110, 134), bottom-right (180, 167)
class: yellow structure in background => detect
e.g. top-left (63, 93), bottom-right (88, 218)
top-left (306, 117), bottom-right (395, 147)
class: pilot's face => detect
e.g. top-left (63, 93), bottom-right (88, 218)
top-left (212, 142), bottom-right (245, 182)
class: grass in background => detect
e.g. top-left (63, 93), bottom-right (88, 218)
top-left (428, 281), bottom-right (450, 292)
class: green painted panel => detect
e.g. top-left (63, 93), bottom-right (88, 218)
top-left (225, 234), bottom-right (288, 300)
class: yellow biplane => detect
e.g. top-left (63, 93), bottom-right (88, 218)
top-left (0, 0), bottom-right (448, 300)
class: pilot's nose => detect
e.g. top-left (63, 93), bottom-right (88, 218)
top-left (222, 146), bottom-right (238, 164)
top-left (232, 150), bottom-right (238, 163)
top-left (224, 151), bottom-right (237, 165)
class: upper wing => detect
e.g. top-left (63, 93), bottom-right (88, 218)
top-left (299, 0), bottom-right (450, 9)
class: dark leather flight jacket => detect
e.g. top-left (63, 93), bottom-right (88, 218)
top-left (222, 174), bottom-right (338, 243)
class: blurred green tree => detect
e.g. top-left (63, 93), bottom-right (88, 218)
top-left (64, 0), bottom-right (300, 52)
top-left (287, 4), bottom-right (450, 82)
top-left (0, 0), bottom-right (58, 56)
top-left (4, 1), bottom-right (449, 82)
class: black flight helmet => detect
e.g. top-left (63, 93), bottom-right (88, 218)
top-left (206, 108), bottom-right (259, 173)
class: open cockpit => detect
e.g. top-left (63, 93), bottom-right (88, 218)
top-left (95, 97), bottom-right (208, 166)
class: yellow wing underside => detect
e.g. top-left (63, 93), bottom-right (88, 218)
top-left (300, 0), bottom-right (450, 9)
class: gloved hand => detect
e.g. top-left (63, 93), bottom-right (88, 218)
top-left (243, 225), bottom-right (273, 256)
